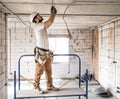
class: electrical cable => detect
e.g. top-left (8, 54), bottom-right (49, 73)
top-left (63, 1), bottom-right (92, 39)
top-left (63, 1), bottom-right (76, 39)
top-left (52, 0), bottom-right (54, 6)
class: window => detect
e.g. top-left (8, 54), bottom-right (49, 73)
top-left (49, 37), bottom-right (69, 63)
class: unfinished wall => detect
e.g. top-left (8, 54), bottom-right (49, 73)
top-left (7, 21), bottom-right (35, 78)
top-left (69, 29), bottom-right (92, 75)
top-left (98, 19), bottom-right (120, 98)
top-left (0, 11), bottom-right (7, 99)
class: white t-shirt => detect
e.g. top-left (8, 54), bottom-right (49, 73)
top-left (34, 23), bottom-right (49, 49)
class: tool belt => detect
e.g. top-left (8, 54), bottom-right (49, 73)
top-left (34, 46), bottom-right (53, 65)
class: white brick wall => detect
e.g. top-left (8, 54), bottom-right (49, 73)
top-left (69, 29), bottom-right (92, 75)
top-left (99, 18), bottom-right (120, 98)
top-left (7, 21), bottom-right (35, 77)
top-left (0, 11), bottom-right (7, 99)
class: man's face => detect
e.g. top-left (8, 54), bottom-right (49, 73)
top-left (34, 14), bottom-right (43, 23)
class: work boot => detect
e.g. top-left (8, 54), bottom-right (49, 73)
top-left (47, 85), bottom-right (59, 91)
top-left (33, 87), bottom-right (46, 94)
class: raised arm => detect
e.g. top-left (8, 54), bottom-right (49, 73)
top-left (44, 6), bottom-right (57, 28)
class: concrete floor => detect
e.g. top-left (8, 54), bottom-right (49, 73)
top-left (8, 79), bottom-right (118, 99)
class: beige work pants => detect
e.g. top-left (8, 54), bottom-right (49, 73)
top-left (33, 54), bottom-right (53, 89)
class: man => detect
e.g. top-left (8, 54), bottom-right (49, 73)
top-left (30, 6), bottom-right (59, 94)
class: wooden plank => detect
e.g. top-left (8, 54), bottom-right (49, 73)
top-left (16, 88), bottom-right (85, 98)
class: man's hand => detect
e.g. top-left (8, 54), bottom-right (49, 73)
top-left (51, 6), bottom-right (57, 14)
top-left (44, 6), bottom-right (57, 28)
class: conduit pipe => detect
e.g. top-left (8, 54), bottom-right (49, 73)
top-left (113, 21), bottom-right (118, 92)
top-left (2, 1), bottom-right (120, 5)
top-left (7, 13), bottom-right (120, 16)
top-left (98, 17), bottom-right (120, 27)
top-left (72, 1), bottom-right (120, 5)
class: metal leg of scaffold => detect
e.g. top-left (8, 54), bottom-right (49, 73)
top-left (86, 69), bottom-right (88, 99)
top-left (14, 71), bottom-right (16, 99)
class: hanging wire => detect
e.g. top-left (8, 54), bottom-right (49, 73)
top-left (29, 23), bottom-right (33, 37)
top-left (63, 1), bottom-right (76, 39)
top-left (52, 0), bottom-right (54, 6)
top-left (63, 1), bottom-right (91, 39)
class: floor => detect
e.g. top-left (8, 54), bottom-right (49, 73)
top-left (8, 79), bottom-right (118, 99)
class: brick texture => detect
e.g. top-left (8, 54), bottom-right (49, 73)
top-left (0, 11), bottom-right (7, 99)
top-left (98, 19), bottom-right (120, 98)
top-left (69, 29), bottom-right (92, 75)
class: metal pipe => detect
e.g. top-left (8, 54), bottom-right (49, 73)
top-left (98, 17), bottom-right (120, 27)
top-left (85, 69), bottom-right (88, 99)
top-left (113, 22), bottom-right (118, 92)
top-left (2, 2), bottom-right (120, 5)
top-left (7, 29), bottom-right (13, 75)
top-left (113, 22), bottom-right (116, 61)
top-left (14, 71), bottom-right (16, 99)
top-left (7, 13), bottom-right (120, 16)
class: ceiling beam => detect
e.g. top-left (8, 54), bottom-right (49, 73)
top-left (98, 17), bottom-right (120, 27)
top-left (7, 13), bottom-right (120, 16)
top-left (1, 2), bottom-right (120, 5)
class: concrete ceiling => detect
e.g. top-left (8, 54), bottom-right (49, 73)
top-left (0, 0), bottom-right (120, 30)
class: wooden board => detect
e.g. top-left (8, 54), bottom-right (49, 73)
top-left (16, 88), bottom-right (86, 98)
